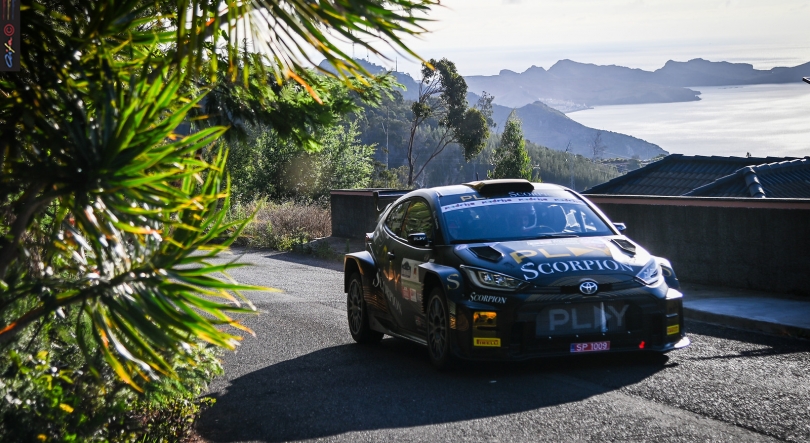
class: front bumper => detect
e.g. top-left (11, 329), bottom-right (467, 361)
top-left (448, 287), bottom-right (689, 361)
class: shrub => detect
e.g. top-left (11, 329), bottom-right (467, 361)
top-left (0, 308), bottom-right (222, 442)
top-left (228, 122), bottom-right (375, 203)
top-left (229, 200), bottom-right (331, 251)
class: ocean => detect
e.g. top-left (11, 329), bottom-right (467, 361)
top-left (567, 83), bottom-right (810, 159)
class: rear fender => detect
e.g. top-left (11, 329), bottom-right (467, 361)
top-left (344, 252), bottom-right (378, 293)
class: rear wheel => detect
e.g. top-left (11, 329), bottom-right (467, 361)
top-left (426, 287), bottom-right (456, 369)
top-left (347, 273), bottom-right (383, 344)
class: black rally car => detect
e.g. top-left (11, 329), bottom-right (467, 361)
top-left (343, 179), bottom-right (689, 367)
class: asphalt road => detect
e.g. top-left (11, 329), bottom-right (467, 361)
top-left (196, 249), bottom-right (810, 443)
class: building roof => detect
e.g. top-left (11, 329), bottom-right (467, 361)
top-left (684, 157), bottom-right (810, 198)
top-left (583, 154), bottom-right (800, 196)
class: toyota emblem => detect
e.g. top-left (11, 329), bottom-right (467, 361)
top-left (579, 280), bottom-right (598, 295)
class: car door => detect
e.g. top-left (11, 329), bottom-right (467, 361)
top-left (398, 199), bottom-right (436, 334)
top-left (374, 200), bottom-right (409, 329)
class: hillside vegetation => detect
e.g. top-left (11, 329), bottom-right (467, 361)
top-left (525, 141), bottom-right (621, 191)
top-left (351, 86), bottom-right (623, 190)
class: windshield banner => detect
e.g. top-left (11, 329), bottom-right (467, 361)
top-left (440, 196), bottom-right (584, 213)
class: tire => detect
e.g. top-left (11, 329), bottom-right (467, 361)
top-left (426, 287), bottom-right (456, 369)
top-left (347, 272), bottom-right (383, 344)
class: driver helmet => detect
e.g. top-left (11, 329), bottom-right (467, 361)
top-left (514, 203), bottom-right (537, 230)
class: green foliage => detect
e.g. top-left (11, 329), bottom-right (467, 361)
top-left (0, 1), bottom-right (262, 392)
top-left (0, 308), bottom-right (222, 442)
top-left (228, 121), bottom-right (375, 202)
top-left (313, 122), bottom-right (376, 195)
top-left (490, 114), bottom-right (532, 180)
top-left (198, 61), bottom-right (399, 151)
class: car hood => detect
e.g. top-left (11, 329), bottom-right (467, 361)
top-left (453, 236), bottom-right (652, 283)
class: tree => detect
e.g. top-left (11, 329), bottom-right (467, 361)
top-left (591, 130), bottom-right (607, 161)
top-left (196, 57), bottom-right (399, 150)
top-left (405, 58), bottom-right (490, 187)
top-left (0, 0), bottom-right (439, 396)
top-left (490, 113), bottom-right (532, 180)
top-left (476, 91), bottom-right (497, 130)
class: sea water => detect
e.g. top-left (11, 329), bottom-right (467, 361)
top-left (568, 83), bottom-right (810, 158)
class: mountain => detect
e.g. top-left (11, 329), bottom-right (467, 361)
top-left (465, 60), bottom-right (701, 108)
top-left (478, 93), bottom-right (667, 160)
top-left (653, 58), bottom-right (810, 86)
top-left (465, 58), bottom-right (810, 109)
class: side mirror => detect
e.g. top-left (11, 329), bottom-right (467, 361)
top-left (613, 223), bottom-right (627, 232)
top-left (408, 233), bottom-right (430, 247)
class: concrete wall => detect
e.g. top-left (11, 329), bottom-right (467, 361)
top-left (586, 195), bottom-right (810, 295)
top-left (330, 189), bottom-right (408, 239)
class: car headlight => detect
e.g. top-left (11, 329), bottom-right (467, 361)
top-left (636, 260), bottom-right (663, 286)
top-left (463, 267), bottom-right (525, 291)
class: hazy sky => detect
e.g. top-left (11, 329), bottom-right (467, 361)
top-left (358, 0), bottom-right (810, 78)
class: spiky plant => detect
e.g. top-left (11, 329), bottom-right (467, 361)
top-left (0, 0), bottom-right (437, 389)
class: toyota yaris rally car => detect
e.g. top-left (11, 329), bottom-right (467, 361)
top-left (343, 179), bottom-right (689, 368)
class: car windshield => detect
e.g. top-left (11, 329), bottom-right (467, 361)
top-left (439, 191), bottom-right (613, 243)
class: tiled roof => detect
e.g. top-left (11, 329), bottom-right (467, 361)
top-left (684, 158), bottom-right (810, 198)
top-left (583, 154), bottom-right (800, 196)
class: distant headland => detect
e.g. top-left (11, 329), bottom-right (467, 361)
top-left (464, 58), bottom-right (810, 109)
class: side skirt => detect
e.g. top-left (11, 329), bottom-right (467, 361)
top-left (369, 315), bottom-right (427, 346)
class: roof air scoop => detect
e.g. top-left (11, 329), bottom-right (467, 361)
top-left (463, 179), bottom-right (535, 195)
top-left (469, 246), bottom-right (504, 262)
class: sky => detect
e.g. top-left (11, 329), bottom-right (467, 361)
top-left (353, 0), bottom-right (810, 78)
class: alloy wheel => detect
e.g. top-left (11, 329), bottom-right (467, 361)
top-left (348, 280), bottom-right (363, 334)
top-left (428, 296), bottom-right (447, 360)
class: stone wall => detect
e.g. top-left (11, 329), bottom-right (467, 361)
top-left (586, 195), bottom-right (810, 295)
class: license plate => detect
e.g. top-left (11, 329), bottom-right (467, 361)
top-left (570, 341), bottom-right (610, 353)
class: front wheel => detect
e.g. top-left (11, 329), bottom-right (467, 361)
top-left (426, 287), bottom-right (456, 369)
top-left (347, 273), bottom-right (383, 344)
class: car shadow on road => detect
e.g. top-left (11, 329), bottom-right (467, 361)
top-left (196, 338), bottom-right (668, 442)
top-left (684, 320), bottom-right (809, 361)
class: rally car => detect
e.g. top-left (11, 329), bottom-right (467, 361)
top-left (344, 179), bottom-right (689, 368)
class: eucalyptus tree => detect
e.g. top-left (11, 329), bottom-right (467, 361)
top-left (405, 58), bottom-right (490, 187)
top-left (0, 0), bottom-right (438, 389)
